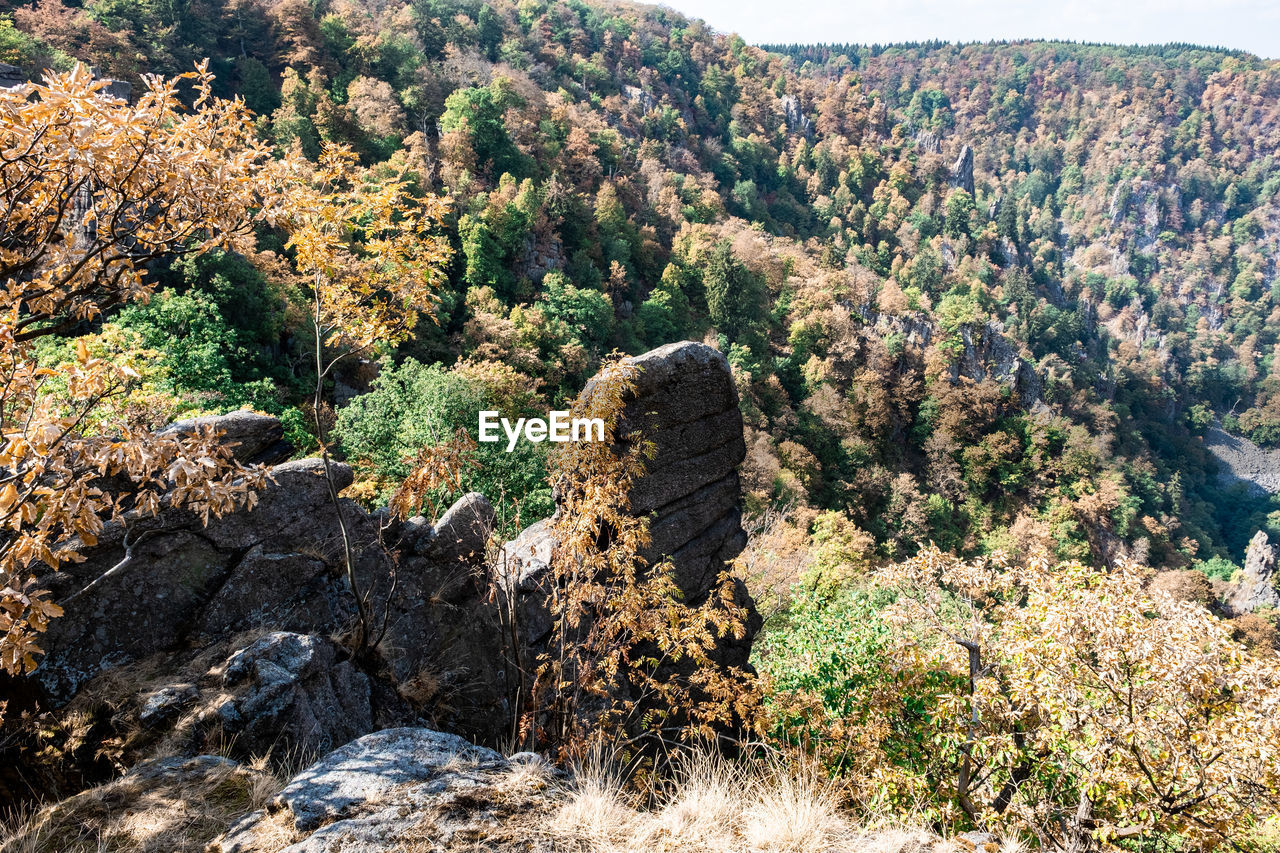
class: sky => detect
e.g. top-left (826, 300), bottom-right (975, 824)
top-left (659, 0), bottom-right (1280, 59)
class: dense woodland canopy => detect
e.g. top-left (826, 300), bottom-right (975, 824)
top-left (5, 0), bottom-right (1280, 845)
top-left (3, 0), bottom-right (1280, 572)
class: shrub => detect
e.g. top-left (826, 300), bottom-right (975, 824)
top-left (334, 357), bottom-right (553, 526)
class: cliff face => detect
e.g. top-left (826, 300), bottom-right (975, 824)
top-left (14, 341), bottom-right (758, 780)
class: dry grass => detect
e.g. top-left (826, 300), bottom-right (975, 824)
top-left (546, 749), bottom-right (946, 853)
top-left (0, 752), bottom-right (290, 853)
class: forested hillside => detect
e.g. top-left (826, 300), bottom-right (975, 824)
top-left (4, 1), bottom-right (1280, 571)
top-left (8, 0), bottom-right (1280, 847)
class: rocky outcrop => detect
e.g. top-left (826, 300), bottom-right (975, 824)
top-left (160, 410), bottom-right (293, 465)
top-left (914, 129), bottom-right (942, 154)
top-left (503, 342), bottom-right (760, 668)
top-left (29, 446), bottom-right (506, 743)
top-left (1225, 531), bottom-right (1280, 615)
top-left (952, 320), bottom-right (1041, 406)
top-left (24, 341), bottom-right (758, 768)
top-left (781, 94), bottom-right (814, 137)
top-left (30, 457), bottom-right (373, 704)
top-left (214, 727), bottom-right (533, 852)
top-left (950, 144), bottom-right (975, 196)
top-left (622, 84), bottom-right (655, 113)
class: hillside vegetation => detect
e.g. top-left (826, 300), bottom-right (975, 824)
top-left (6, 0), bottom-right (1280, 569)
top-left (3, 0), bottom-right (1280, 847)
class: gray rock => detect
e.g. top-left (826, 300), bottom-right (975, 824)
top-left (97, 78), bottom-right (131, 102)
top-left (214, 730), bottom-right (545, 853)
top-left (1226, 531), bottom-right (1280, 615)
top-left (622, 84), bottom-right (655, 113)
top-left (139, 683), bottom-right (199, 729)
top-left (31, 455), bottom-right (358, 704)
top-left (273, 727), bottom-right (503, 831)
top-left (35, 529), bottom-right (233, 702)
top-left (499, 341), bottom-right (760, 730)
top-left (501, 343), bottom-right (755, 608)
top-left (0, 62), bottom-right (24, 90)
top-left (1205, 425), bottom-right (1280, 497)
top-left (781, 94), bottom-right (813, 137)
top-left (950, 143), bottom-right (975, 195)
top-left (213, 632), bottom-right (376, 756)
top-left (194, 546), bottom-right (332, 637)
top-left (420, 491), bottom-right (495, 562)
top-left (160, 410), bottom-right (292, 465)
top-left (604, 341), bottom-right (751, 601)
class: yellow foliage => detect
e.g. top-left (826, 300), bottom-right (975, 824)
top-left (882, 547), bottom-right (1280, 848)
top-left (0, 64), bottom-right (276, 679)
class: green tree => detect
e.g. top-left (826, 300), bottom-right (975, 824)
top-left (335, 358), bottom-right (552, 524)
top-left (944, 189), bottom-right (976, 240)
top-left (439, 80), bottom-right (526, 176)
top-left (704, 242), bottom-right (765, 350)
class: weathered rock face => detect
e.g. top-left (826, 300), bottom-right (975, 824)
top-left (0, 64), bottom-right (130, 99)
top-left (30, 458), bottom-right (368, 704)
top-left (950, 143), bottom-right (975, 196)
top-left (620, 343), bottom-right (754, 619)
top-left (504, 341), bottom-right (761, 666)
top-left (953, 320), bottom-right (1042, 406)
top-left (160, 410), bottom-right (294, 466)
top-left (1226, 531), bottom-right (1280, 615)
top-left (781, 94), bottom-right (814, 137)
top-left (214, 632), bottom-right (409, 757)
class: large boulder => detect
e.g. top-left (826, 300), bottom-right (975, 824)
top-left (212, 632), bottom-right (394, 757)
top-left (502, 341), bottom-right (761, 678)
top-left (159, 410), bottom-right (293, 466)
top-left (30, 456), bottom-right (371, 703)
top-left (213, 727), bottom-right (521, 852)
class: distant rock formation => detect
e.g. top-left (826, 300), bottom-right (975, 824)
top-left (21, 341), bottom-right (758, 766)
top-left (1225, 531), bottom-right (1280, 615)
top-left (914, 129), bottom-right (942, 154)
top-left (950, 320), bottom-right (1042, 406)
top-left (622, 84), bottom-right (655, 113)
top-left (950, 143), bottom-right (975, 196)
top-left (781, 94), bottom-right (814, 137)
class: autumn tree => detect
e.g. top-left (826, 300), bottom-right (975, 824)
top-left (883, 548), bottom-right (1280, 849)
top-left (0, 65), bottom-right (272, 679)
top-left (266, 144), bottom-right (451, 653)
